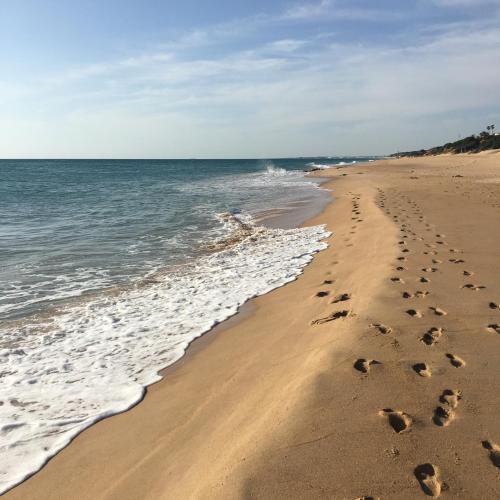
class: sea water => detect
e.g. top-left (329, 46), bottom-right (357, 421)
top-left (0, 157), bottom-right (374, 493)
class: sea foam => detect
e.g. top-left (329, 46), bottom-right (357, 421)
top-left (0, 219), bottom-right (329, 494)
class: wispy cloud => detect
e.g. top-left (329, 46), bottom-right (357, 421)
top-left (283, 0), bottom-right (333, 19)
top-left (433, 0), bottom-right (500, 5)
top-left (1, 1), bottom-right (499, 157)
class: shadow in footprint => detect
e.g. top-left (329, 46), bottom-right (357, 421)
top-left (370, 323), bottom-right (392, 335)
top-left (440, 389), bottom-right (461, 408)
top-left (462, 284), bottom-right (486, 291)
top-left (379, 408), bottom-right (412, 433)
top-left (429, 307), bottom-right (447, 316)
top-left (482, 441), bottom-right (500, 468)
top-left (420, 327), bottom-right (443, 346)
top-left (407, 309), bottom-right (422, 318)
top-left (422, 267), bottom-right (438, 273)
top-left (311, 310), bottom-right (353, 325)
top-left (353, 358), bottom-right (381, 373)
top-left (391, 277), bottom-right (405, 283)
top-left (413, 363), bottom-right (432, 377)
top-left (414, 463), bottom-right (442, 497)
top-left (433, 406), bottom-right (454, 427)
top-left (332, 293), bottom-right (351, 304)
top-left (446, 353), bottom-right (465, 368)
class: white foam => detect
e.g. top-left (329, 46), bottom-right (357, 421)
top-left (0, 267), bottom-right (112, 319)
top-left (0, 221), bottom-right (330, 494)
top-left (307, 162), bottom-right (332, 169)
top-left (263, 162), bottom-right (287, 176)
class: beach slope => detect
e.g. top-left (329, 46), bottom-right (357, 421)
top-left (6, 152), bottom-right (500, 499)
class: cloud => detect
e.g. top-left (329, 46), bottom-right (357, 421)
top-left (266, 39), bottom-right (307, 52)
top-left (1, 3), bottom-right (499, 157)
top-left (433, 0), bottom-right (500, 5)
top-left (283, 0), bottom-right (333, 19)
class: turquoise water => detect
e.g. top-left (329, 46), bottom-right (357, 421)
top-left (0, 156), bottom-right (375, 493)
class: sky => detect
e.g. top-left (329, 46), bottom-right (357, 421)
top-left (1, 0), bottom-right (499, 158)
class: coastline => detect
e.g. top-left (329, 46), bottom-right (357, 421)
top-left (6, 153), bottom-right (500, 498)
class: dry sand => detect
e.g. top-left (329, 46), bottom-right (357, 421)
top-left (6, 153), bottom-right (500, 499)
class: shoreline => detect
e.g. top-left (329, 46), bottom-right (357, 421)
top-left (0, 163), bottom-right (335, 496)
top-left (6, 153), bottom-right (500, 498)
top-left (157, 165), bottom-right (346, 381)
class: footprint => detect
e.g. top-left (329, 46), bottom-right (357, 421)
top-left (370, 323), bottom-right (392, 335)
top-left (332, 293), bottom-right (351, 303)
top-left (415, 291), bottom-right (429, 298)
top-left (432, 259), bottom-right (442, 264)
top-left (316, 291), bottom-right (330, 297)
top-left (413, 363), bottom-right (432, 377)
top-left (489, 302), bottom-right (499, 310)
top-left (311, 310), bottom-right (353, 325)
top-left (353, 358), bottom-right (381, 373)
top-left (429, 307), bottom-right (447, 316)
top-left (397, 256), bottom-right (407, 261)
top-left (414, 463), bottom-right (442, 497)
top-left (396, 266), bottom-right (406, 271)
top-left (379, 408), bottom-right (412, 433)
top-left (407, 309), bottom-right (423, 318)
top-left (439, 389), bottom-right (461, 408)
top-left (449, 258), bottom-right (465, 264)
top-left (355, 497), bottom-right (380, 500)
top-left (463, 270), bottom-right (474, 276)
top-left (446, 353), bottom-right (465, 368)
top-left (422, 267), bottom-right (438, 273)
top-left (462, 284), bottom-right (486, 291)
top-left (482, 441), bottom-right (500, 468)
top-left (323, 279), bottom-right (334, 285)
top-left (403, 291), bottom-right (413, 299)
top-left (419, 277), bottom-right (431, 283)
top-left (391, 277), bottom-right (405, 284)
top-left (486, 324), bottom-right (500, 334)
top-left (433, 405), bottom-right (455, 426)
top-left (421, 327), bottom-right (443, 346)
top-left (449, 248), bottom-right (461, 253)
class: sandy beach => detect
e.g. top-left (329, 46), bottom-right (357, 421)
top-left (6, 153), bottom-right (500, 499)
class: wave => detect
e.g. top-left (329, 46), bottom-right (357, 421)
top-left (306, 162), bottom-right (331, 169)
top-left (306, 160), bottom-right (358, 169)
top-left (263, 161), bottom-right (287, 176)
top-left (0, 218), bottom-right (330, 494)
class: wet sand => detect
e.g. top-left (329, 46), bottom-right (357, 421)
top-left (6, 152), bottom-right (500, 499)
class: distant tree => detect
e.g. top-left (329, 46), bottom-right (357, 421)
top-left (492, 124), bottom-right (496, 134)
top-left (487, 125), bottom-right (491, 134)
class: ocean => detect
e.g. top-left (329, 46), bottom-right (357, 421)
top-left (0, 156), bottom-right (374, 493)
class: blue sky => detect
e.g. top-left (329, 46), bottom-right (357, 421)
top-left (1, 0), bottom-right (499, 158)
